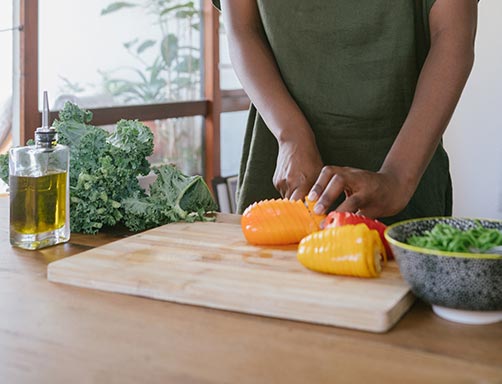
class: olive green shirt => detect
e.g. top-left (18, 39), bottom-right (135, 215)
top-left (214, 0), bottom-right (451, 224)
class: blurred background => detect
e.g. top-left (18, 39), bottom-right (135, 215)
top-left (0, 0), bottom-right (500, 218)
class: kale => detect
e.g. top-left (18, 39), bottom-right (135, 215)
top-left (53, 101), bottom-right (94, 147)
top-left (121, 165), bottom-right (218, 232)
top-left (0, 153), bottom-right (8, 185)
top-left (52, 101), bottom-right (216, 234)
top-left (1, 102), bottom-right (216, 233)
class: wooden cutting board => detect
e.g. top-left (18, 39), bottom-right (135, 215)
top-left (47, 219), bottom-right (415, 332)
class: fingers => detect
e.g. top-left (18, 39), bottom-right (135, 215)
top-left (275, 180), bottom-right (291, 199)
top-left (308, 166), bottom-right (335, 200)
top-left (335, 194), bottom-right (364, 215)
top-left (309, 166), bottom-right (347, 214)
top-left (354, 206), bottom-right (378, 219)
top-left (356, 200), bottom-right (395, 219)
top-left (276, 179), bottom-right (302, 200)
top-left (273, 176), bottom-right (290, 199)
top-left (276, 173), bottom-right (315, 201)
top-left (277, 164), bottom-right (374, 215)
top-left (290, 187), bottom-right (307, 202)
top-left (306, 165), bottom-right (403, 218)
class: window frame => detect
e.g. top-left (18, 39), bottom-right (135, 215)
top-left (18, 0), bottom-right (249, 185)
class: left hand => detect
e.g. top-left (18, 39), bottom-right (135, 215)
top-left (307, 166), bottom-right (413, 219)
top-left (273, 138), bottom-right (323, 201)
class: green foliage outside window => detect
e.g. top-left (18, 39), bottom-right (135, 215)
top-left (100, 0), bottom-right (201, 104)
top-left (99, 0), bottom-right (203, 175)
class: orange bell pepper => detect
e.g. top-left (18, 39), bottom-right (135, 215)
top-left (241, 198), bottom-right (325, 245)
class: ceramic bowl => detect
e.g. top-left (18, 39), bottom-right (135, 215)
top-left (384, 217), bottom-right (502, 324)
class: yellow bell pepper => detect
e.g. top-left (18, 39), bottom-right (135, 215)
top-left (297, 223), bottom-right (387, 278)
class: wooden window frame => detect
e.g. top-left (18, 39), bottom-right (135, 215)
top-left (19, 0), bottom-right (249, 185)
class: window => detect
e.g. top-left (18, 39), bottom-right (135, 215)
top-left (147, 116), bottom-right (203, 175)
top-left (219, 16), bottom-right (248, 181)
top-left (0, 0), bottom-right (14, 154)
top-left (220, 110), bottom-right (246, 177)
top-left (219, 19), bottom-right (241, 91)
top-left (39, 0), bottom-right (202, 109)
top-left (14, 0), bottom-right (250, 189)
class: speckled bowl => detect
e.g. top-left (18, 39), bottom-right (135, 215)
top-left (384, 217), bottom-right (502, 324)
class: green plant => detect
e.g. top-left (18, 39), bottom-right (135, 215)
top-left (100, 0), bottom-right (201, 103)
top-left (100, 1), bottom-right (203, 175)
top-left (58, 75), bottom-right (86, 95)
top-left (0, 153), bottom-right (8, 184)
top-left (52, 102), bottom-right (215, 234)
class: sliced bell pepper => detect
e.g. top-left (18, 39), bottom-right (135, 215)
top-left (241, 198), bottom-right (325, 246)
top-left (324, 211), bottom-right (393, 259)
top-left (297, 223), bottom-right (387, 278)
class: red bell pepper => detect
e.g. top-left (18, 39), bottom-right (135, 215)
top-left (324, 211), bottom-right (394, 259)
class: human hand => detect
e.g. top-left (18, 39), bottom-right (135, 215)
top-left (307, 166), bottom-right (414, 219)
top-left (273, 139), bottom-right (323, 201)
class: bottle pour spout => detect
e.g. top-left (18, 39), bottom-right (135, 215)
top-left (42, 90), bottom-right (49, 129)
top-left (35, 91), bottom-right (57, 148)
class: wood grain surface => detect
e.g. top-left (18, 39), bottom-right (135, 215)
top-left (1, 198), bottom-right (502, 383)
top-left (47, 221), bottom-right (414, 332)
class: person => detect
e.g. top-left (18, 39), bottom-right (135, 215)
top-left (214, 0), bottom-right (478, 224)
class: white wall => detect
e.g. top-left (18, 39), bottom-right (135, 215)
top-left (444, 1), bottom-right (502, 219)
top-left (219, 23), bottom-right (247, 177)
top-left (0, 1), bottom-right (13, 103)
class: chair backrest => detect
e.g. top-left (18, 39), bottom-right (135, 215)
top-left (212, 175), bottom-right (238, 213)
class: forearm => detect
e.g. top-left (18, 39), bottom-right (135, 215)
top-left (380, 4), bottom-right (476, 199)
top-left (310, 37), bottom-right (475, 217)
top-left (221, 1), bottom-right (315, 144)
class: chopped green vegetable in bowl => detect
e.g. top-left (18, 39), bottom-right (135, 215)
top-left (407, 222), bottom-right (502, 254)
top-left (384, 217), bottom-right (502, 319)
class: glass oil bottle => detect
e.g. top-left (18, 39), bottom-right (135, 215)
top-left (9, 92), bottom-right (70, 250)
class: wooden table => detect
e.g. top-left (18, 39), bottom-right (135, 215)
top-left (1, 196), bottom-right (501, 383)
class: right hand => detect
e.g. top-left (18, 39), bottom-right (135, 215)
top-left (273, 137), bottom-right (323, 201)
top-left (307, 165), bottom-right (413, 219)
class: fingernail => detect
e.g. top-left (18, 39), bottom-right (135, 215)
top-left (314, 203), bottom-right (324, 215)
top-left (308, 190), bottom-right (317, 201)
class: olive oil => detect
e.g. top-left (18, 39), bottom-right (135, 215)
top-left (10, 171), bottom-right (67, 234)
top-left (9, 91), bottom-right (70, 250)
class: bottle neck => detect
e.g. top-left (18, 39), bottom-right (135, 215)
top-left (35, 128), bottom-right (58, 149)
top-left (35, 140), bottom-right (57, 150)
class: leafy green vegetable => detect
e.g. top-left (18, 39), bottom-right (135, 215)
top-left (1, 102), bottom-right (216, 233)
top-left (0, 153), bottom-right (8, 185)
top-left (121, 165), bottom-right (217, 232)
top-left (407, 222), bottom-right (502, 253)
top-left (50, 101), bottom-right (215, 233)
top-left (52, 104), bottom-right (150, 233)
top-left (54, 101), bottom-right (94, 147)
